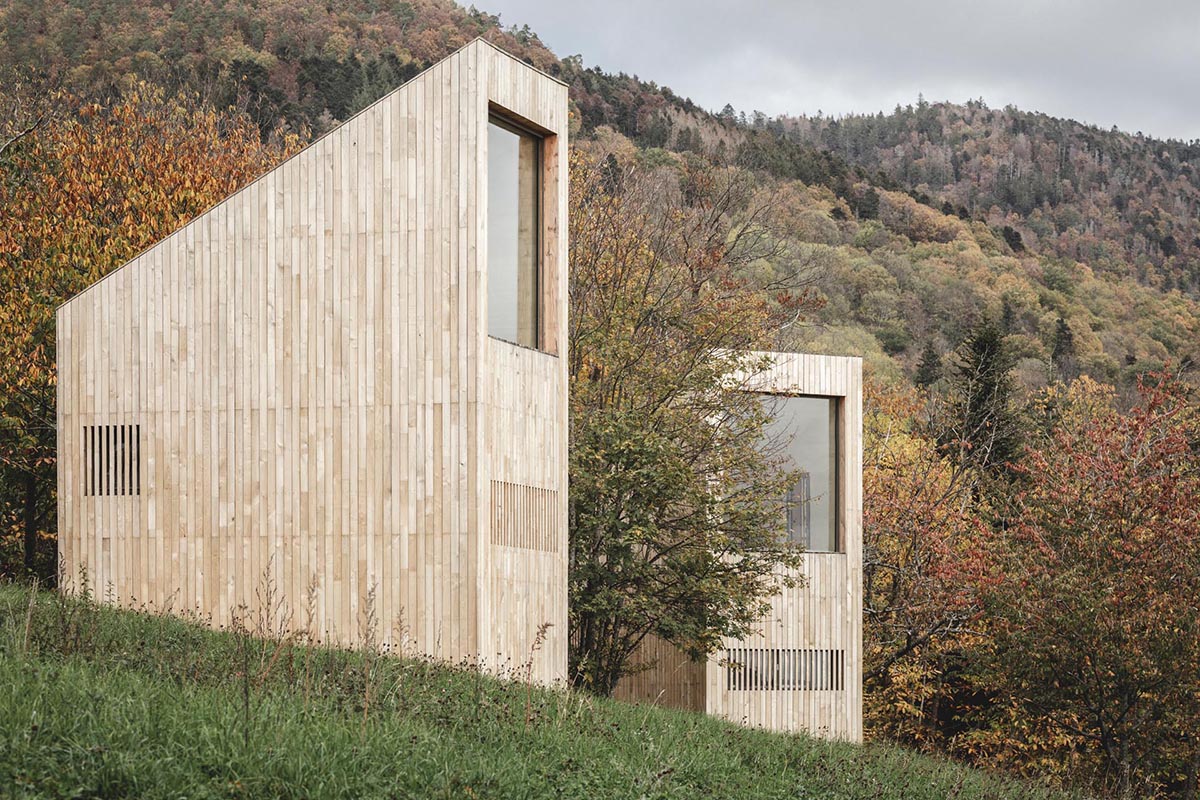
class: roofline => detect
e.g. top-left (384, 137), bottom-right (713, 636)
top-left (746, 350), bottom-right (863, 366)
top-left (57, 36), bottom-right (566, 314)
top-left (472, 35), bottom-right (569, 88)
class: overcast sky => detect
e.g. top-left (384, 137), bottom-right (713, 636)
top-left (482, 0), bottom-right (1200, 142)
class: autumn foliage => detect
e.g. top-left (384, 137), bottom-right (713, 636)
top-left (1, 9), bottom-right (1199, 794)
top-left (860, 380), bottom-right (992, 743)
top-left (983, 376), bottom-right (1200, 797)
top-left (860, 367), bottom-right (1200, 797)
top-left (0, 84), bottom-right (303, 578)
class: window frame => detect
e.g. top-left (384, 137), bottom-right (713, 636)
top-left (756, 391), bottom-right (844, 554)
top-left (486, 110), bottom-right (549, 352)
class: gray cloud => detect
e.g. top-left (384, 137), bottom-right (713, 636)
top-left (484, 0), bottom-right (1200, 141)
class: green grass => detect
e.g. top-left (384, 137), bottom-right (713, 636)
top-left (0, 583), bottom-right (1076, 800)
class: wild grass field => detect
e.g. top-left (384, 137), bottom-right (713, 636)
top-left (0, 583), bottom-right (1077, 800)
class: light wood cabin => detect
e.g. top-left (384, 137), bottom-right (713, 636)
top-left (55, 40), bottom-right (569, 684)
top-left (614, 352), bottom-right (863, 741)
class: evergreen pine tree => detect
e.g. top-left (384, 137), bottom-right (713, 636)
top-left (943, 319), bottom-right (1022, 475)
top-left (853, 187), bottom-right (880, 220)
top-left (1051, 317), bottom-right (1077, 379)
top-left (1001, 298), bottom-right (1017, 333)
top-left (1001, 225), bottom-right (1024, 252)
top-left (600, 153), bottom-right (623, 195)
top-left (914, 341), bottom-right (942, 387)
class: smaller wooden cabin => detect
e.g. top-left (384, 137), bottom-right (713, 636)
top-left (55, 40), bottom-right (570, 684)
top-left (615, 352), bottom-right (863, 741)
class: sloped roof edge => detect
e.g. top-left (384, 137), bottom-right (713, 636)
top-left (56, 36), bottom-right (565, 313)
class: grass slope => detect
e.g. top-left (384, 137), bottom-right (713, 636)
top-left (0, 584), bottom-right (1074, 800)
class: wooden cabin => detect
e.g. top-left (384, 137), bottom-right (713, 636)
top-left (55, 40), bottom-right (569, 684)
top-left (614, 352), bottom-right (863, 740)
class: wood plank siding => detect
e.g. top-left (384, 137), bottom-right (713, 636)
top-left (55, 40), bottom-right (569, 684)
top-left (614, 352), bottom-right (863, 741)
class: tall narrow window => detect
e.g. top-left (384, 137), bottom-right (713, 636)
top-left (487, 116), bottom-right (541, 348)
top-left (761, 396), bottom-right (840, 552)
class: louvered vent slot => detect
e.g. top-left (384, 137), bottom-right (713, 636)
top-left (490, 480), bottom-right (559, 551)
top-left (724, 647), bottom-right (845, 691)
top-left (83, 424), bottom-right (141, 496)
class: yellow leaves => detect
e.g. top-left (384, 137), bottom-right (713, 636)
top-left (877, 189), bottom-right (965, 244)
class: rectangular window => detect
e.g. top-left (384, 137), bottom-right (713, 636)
top-left (761, 395), bottom-right (840, 552)
top-left (83, 424), bottom-right (140, 497)
top-left (487, 115), bottom-right (541, 349)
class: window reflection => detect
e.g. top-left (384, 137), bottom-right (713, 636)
top-left (761, 395), bottom-right (839, 552)
top-left (487, 117), bottom-right (540, 348)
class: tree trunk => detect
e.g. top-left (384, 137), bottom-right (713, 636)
top-left (1118, 739), bottom-right (1132, 800)
top-left (1184, 745), bottom-right (1200, 800)
top-left (22, 472), bottom-right (38, 576)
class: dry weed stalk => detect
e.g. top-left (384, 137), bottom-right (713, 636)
top-left (524, 622), bottom-right (552, 729)
top-left (21, 577), bottom-right (39, 655)
top-left (358, 584), bottom-right (379, 735)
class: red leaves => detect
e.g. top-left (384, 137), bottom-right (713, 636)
top-left (982, 373), bottom-right (1200, 792)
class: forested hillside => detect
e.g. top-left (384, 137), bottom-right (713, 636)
top-left (777, 101), bottom-right (1200, 293)
top-left (4, 0), bottom-right (1197, 389)
top-left (3, 0), bottom-right (1200, 797)
top-left (0, 0), bottom-right (711, 140)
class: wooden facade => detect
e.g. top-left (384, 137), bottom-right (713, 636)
top-left (55, 40), bottom-right (569, 684)
top-left (615, 352), bottom-right (863, 741)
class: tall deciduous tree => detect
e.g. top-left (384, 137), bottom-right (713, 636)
top-left (567, 145), bottom-right (820, 694)
top-left (986, 375), bottom-right (1200, 798)
top-left (860, 379), bottom-right (992, 744)
top-left (0, 84), bottom-right (303, 579)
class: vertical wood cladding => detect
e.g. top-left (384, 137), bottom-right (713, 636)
top-left (56, 39), bottom-right (569, 684)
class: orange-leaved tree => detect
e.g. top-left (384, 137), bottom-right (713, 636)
top-left (0, 82), bottom-right (304, 579)
top-left (861, 378), bottom-right (995, 746)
